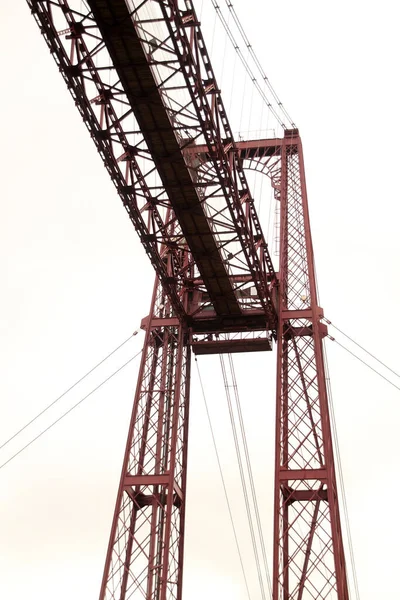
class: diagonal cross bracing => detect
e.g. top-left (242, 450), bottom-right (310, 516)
top-left (26, 2), bottom-right (351, 599)
top-left (28, 0), bottom-right (277, 324)
top-left (87, 0), bottom-right (241, 316)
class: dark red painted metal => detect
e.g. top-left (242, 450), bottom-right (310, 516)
top-left (273, 129), bottom-right (349, 599)
top-left (27, 1), bottom-right (350, 600)
top-left (27, 0), bottom-right (277, 327)
top-left (99, 276), bottom-right (191, 600)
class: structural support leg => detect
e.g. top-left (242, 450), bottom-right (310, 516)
top-left (99, 279), bottom-right (191, 600)
top-left (273, 130), bottom-right (349, 600)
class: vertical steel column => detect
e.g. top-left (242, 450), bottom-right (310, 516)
top-left (273, 130), bottom-right (349, 600)
top-left (99, 278), bottom-right (191, 600)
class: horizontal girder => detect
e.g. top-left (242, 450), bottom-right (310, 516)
top-left (87, 0), bottom-right (241, 316)
top-left (29, 0), bottom-right (278, 325)
top-left (191, 336), bottom-right (272, 355)
top-left (190, 137), bottom-right (285, 159)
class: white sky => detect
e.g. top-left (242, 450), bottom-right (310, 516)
top-left (1, 1), bottom-right (400, 599)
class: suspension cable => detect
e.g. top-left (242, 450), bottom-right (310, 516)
top-left (325, 318), bottom-right (399, 595)
top-left (324, 315), bottom-right (400, 596)
top-left (223, 0), bottom-right (295, 127)
top-left (324, 318), bottom-right (400, 379)
top-left (329, 337), bottom-right (400, 393)
top-left (220, 354), bottom-right (270, 600)
top-left (195, 357), bottom-right (252, 600)
top-left (0, 331), bottom-right (140, 451)
top-left (210, 0), bottom-right (295, 129)
top-left (323, 340), bottom-right (361, 600)
top-left (0, 349), bottom-right (142, 471)
top-left (227, 354), bottom-right (273, 596)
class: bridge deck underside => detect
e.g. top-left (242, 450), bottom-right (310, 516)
top-left (88, 0), bottom-right (241, 316)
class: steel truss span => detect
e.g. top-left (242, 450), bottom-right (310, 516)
top-left (27, 1), bottom-right (350, 599)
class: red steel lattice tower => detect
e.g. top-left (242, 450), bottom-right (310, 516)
top-left (273, 133), bottom-right (348, 600)
top-left (27, 1), bottom-right (350, 599)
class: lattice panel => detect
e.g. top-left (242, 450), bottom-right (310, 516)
top-left (100, 281), bottom-right (190, 600)
top-left (28, 0), bottom-right (277, 319)
top-left (273, 134), bottom-right (349, 600)
top-left (276, 486), bottom-right (337, 600)
top-left (285, 151), bottom-right (311, 310)
top-left (282, 327), bottom-right (324, 471)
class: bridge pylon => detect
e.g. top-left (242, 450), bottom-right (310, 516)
top-left (27, 1), bottom-right (350, 599)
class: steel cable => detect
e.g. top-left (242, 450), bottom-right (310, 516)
top-left (227, 353), bottom-right (273, 596)
top-left (220, 354), bottom-right (270, 600)
top-left (0, 349), bottom-right (142, 471)
top-left (0, 332), bottom-right (139, 451)
top-left (210, 0), bottom-right (295, 129)
top-left (330, 337), bottom-right (400, 393)
top-left (223, 0), bottom-right (295, 127)
top-left (324, 315), bottom-right (400, 597)
top-left (323, 340), bottom-right (361, 600)
top-left (195, 357), bottom-right (252, 600)
top-left (325, 318), bottom-right (400, 380)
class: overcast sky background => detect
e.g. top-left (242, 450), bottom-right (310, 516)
top-left (1, 1), bottom-right (400, 599)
